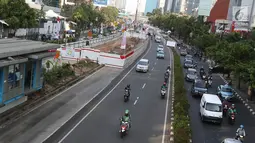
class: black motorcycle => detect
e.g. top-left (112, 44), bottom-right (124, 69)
top-left (228, 113), bottom-right (236, 125)
top-left (223, 105), bottom-right (228, 117)
top-left (124, 89), bottom-right (129, 102)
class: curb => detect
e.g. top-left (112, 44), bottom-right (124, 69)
top-left (219, 74), bottom-right (255, 116)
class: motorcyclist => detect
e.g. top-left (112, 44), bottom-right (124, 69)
top-left (166, 65), bottom-right (171, 71)
top-left (200, 66), bottom-right (205, 74)
top-left (228, 104), bottom-right (237, 116)
top-left (161, 82), bottom-right (167, 90)
top-left (235, 125), bottom-right (246, 139)
top-left (222, 99), bottom-right (231, 108)
top-left (121, 109), bottom-right (131, 129)
top-left (124, 84), bottom-right (131, 96)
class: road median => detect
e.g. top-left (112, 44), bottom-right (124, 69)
top-left (172, 49), bottom-right (192, 143)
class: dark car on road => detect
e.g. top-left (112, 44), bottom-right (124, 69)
top-left (185, 68), bottom-right (198, 82)
top-left (191, 79), bottom-right (208, 97)
top-left (180, 49), bottom-right (187, 56)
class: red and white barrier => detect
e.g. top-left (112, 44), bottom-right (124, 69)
top-left (58, 43), bottom-right (146, 68)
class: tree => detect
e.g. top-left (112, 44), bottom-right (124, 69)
top-left (0, 0), bottom-right (38, 31)
top-left (100, 6), bottom-right (118, 24)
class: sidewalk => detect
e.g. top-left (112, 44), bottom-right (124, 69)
top-left (0, 67), bottom-right (122, 143)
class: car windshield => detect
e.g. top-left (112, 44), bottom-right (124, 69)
top-left (188, 70), bottom-right (196, 75)
top-left (158, 51), bottom-right (164, 54)
top-left (221, 87), bottom-right (232, 92)
top-left (138, 61), bottom-right (148, 66)
top-left (205, 103), bottom-right (222, 112)
top-left (195, 82), bottom-right (205, 88)
top-left (186, 55), bottom-right (192, 58)
top-left (185, 61), bottom-right (192, 64)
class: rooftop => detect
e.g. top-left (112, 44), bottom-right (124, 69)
top-left (0, 38), bottom-right (59, 59)
top-left (203, 94), bottom-right (222, 104)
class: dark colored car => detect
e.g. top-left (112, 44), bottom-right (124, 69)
top-left (191, 79), bottom-right (208, 97)
top-left (184, 60), bottom-right (196, 68)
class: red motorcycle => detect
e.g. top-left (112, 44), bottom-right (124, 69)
top-left (228, 113), bottom-right (235, 125)
top-left (223, 105), bottom-right (228, 117)
top-left (119, 122), bottom-right (129, 138)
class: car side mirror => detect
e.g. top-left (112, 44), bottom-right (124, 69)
top-left (202, 105), bottom-right (205, 108)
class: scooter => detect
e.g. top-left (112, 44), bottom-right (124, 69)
top-left (228, 113), bottom-right (235, 125)
top-left (223, 105), bottom-right (228, 117)
top-left (236, 135), bottom-right (244, 142)
top-left (208, 79), bottom-right (212, 87)
top-left (119, 121), bottom-right (129, 138)
top-left (124, 90), bottom-right (129, 102)
top-left (161, 88), bottom-right (166, 99)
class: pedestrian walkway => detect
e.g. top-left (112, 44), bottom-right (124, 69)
top-left (0, 67), bottom-right (122, 143)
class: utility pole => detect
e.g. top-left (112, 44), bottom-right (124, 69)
top-left (134, 0), bottom-right (139, 24)
top-left (248, 0), bottom-right (255, 29)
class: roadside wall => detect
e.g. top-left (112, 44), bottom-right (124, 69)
top-left (58, 39), bottom-right (149, 69)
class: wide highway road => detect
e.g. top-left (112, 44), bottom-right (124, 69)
top-left (50, 39), bottom-right (173, 143)
top-left (177, 48), bottom-right (255, 143)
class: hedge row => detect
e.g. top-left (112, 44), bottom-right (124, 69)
top-left (173, 49), bottom-right (192, 143)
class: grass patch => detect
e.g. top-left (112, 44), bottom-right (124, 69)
top-left (173, 49), bottom-right (192, 143)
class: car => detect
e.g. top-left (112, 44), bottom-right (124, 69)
top-left (185, 68), bottom-right (198, 82)
top-left (221, 138), bottom-right (242, 143)
top-left (183, 59), bottom-right (196, 68)
top-left (217, 84), bottom-right (236, 101)
top-left (184, 54), bottom-right (193, 61)
top-left (191, 79), bottom-right (208, 97)
top-left (157, 50), bottom-right (165, 59)
top-left (157, 46), bottom-right (164, 52)
top-left (200, 94), bottom-right (223, 124)
top-left (180, 49), bottom-right (187, 56)
top-left (136, 59), bottom-right (149, 72)
top-left (155, 35), bottom-right (161, 43)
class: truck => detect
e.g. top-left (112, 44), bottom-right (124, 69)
top-left (166, 40), bottom-right (176, 48)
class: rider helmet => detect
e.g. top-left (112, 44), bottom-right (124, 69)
top-left (125, 109), bottom-right (129, 116)
top-left (231, 104), bottom-right (235, 108)
top-left (240, 125), bottom-right (244, 129)
top-left (163, 82), bottom-right (166, 86)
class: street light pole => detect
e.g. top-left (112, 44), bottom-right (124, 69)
top-left (38, 4), bottom-right (44, 40)
top-left (248, 0), bottom-right (255, 29)
top-left (134, 0), bottom-right (139, 24)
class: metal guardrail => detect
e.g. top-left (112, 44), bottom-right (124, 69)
top-left (61, 32), bottom-right (122, 49)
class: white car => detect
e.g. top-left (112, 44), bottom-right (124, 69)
top-left (157, 46), bottom-right (164, 52)
top-left (136, 59), bottom-right (149, 73)
top-left (155, 36), bottom-right (161, 43)
top-left (200, 94), bottom-right (223, 124)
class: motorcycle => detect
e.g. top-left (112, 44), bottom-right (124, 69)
top-left (228, 113), bottom-right (235, 125)
top-left (201, 73), bottom-right (206, 80)
top-left (161, 88), bottom-right (166, 99)
top-left (119, 121), bottom-right (129, 138)
top-left (223, 105), bottom-right (228, 117)
top-left (208, 79), bottom-right (212, 87)
top-left (236, 135), bottom-right (244, 142)
top-left (124, 90), bottom-right (129, 102)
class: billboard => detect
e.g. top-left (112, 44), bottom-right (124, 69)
top-left (232, 6), bottom-right (249, 21)
top-left (198, 0), bottom-right (213, 16)
top-left (93, 0), bottom-right (108, 5)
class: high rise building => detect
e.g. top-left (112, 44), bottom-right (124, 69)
top-left (145, 0), bottom-right (158, 14)
top-left (158, 0), bottom-right (166, 12)
top-left (164, 0), bottom-right (173, 12)
top-left (115, 0), bottom-right (127, 10)
top-left (171, 0), bottom-right (199, 15)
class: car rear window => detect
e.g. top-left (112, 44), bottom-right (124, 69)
top-left (138, 61), bottom-right (148, 65)
top-left (195, 81), bottom-right (205, 88)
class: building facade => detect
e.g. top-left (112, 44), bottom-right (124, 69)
top-left (164, 0), bottom-right (173, 12)
top-left (170, 0), bottom-right (199, 15)
top-left (115, 0), bottom-right (127, 10)
top-left (158, 0), bottom-right (166, 11)
top-left (145, 0), bottom-right (158, 14)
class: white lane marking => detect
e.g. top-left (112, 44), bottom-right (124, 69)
top-left (152, 67), bottom-right (154, 71)
top-left (57, 40), bottom-right (152, 143)
top-left (17, 67), bottom-right (105, 123)
top-left (162, 47), bottom-right (173, 143)
top-left (142, 83), bottom-right (146, 89)
top-left (155, 62), bottom-right (157, 65)
top-left (134, 97), bottom-right (139, 105)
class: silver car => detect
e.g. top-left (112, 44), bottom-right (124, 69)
top-left (221, 138), bottom-right (242, 143)
top-left (185, 68), bottom-right (198, 82)
top-left (136, 59), bottom-right (149, 73)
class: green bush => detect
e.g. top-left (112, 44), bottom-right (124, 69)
top-left (173, 49), bottom-right (191, 143)
top-left (43, 63), bottom-right (74, 85)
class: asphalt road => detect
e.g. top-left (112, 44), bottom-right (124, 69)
top-left (178, 49), bottom-right (255, 143)
top-left (53, 40), bottom-right (172, 143)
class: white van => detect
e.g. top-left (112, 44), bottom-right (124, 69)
top-left (200, 94), bottom-right (223, 124)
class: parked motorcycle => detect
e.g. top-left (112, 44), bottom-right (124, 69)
top-left (119, 121), bottom-right (129, 138)
top-left (228, 113), bottom-right (236, 125)
top-left (124, 89), bottom-right (129, 102)
top-left (161, 88), bottom-right (166, 99)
